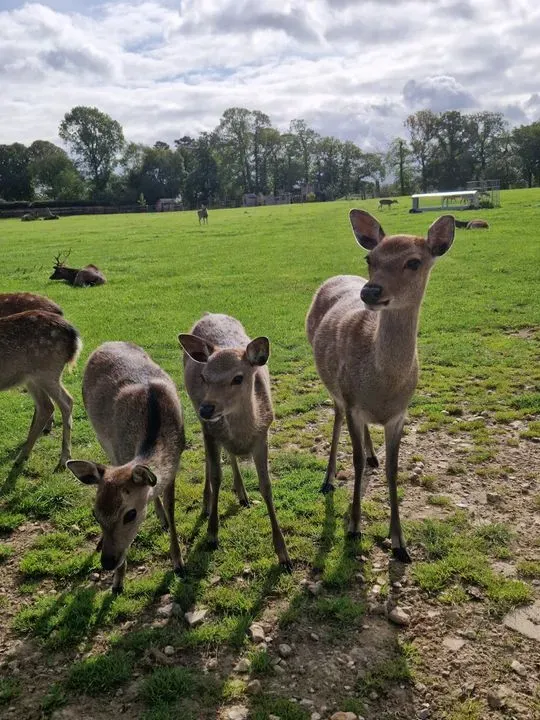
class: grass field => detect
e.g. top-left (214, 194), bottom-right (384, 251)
top-left (0, 190), bottom-right (539, 720)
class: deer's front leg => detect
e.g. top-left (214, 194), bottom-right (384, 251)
top-left (321, 403), bottom-right (343, 494)
top-left (112, 560), bottom-right (127, 594)
top-left (346, 410), bottom-right (365, 538)
top-left (252, 436), bottom-right (292, 572)
top-left (384, 414), bottom-right (411, 563)
top-left (204, 433), bottom-right (222, 550)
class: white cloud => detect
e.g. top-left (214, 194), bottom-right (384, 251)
top-left (0, 0), bottom-right (538, 150)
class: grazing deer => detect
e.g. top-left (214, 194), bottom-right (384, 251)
top-left (0, 310), bottom-right (81, 469)
top-left (378, 199), bottom-right (398, 210)
top-left (197, 206), bottom-right (208, 225)
top-left (179, 313), bottom-right (292, 571)
top-left (66, 342), bottom-right (185, 593)
top-left (466, 219), bottom-right (489, 229)
top-left (306, 210), bottom-right (455, 562)
top-left (0, 292), bottom-right (62, 319)
top-left (49, 252), bottom-right (106, 287)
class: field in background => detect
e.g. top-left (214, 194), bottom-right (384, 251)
top-left (0, 189), bottom-right (539, 719)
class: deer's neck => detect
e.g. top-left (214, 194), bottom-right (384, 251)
top-left (372, 307), bottom-right (420, 375)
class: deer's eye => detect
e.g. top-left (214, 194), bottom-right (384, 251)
top-left (123, 509), bottom-right (137, 524)
top-left (231, 375), bottom-right (244, 385)
top-left (405, 258), bottom-right (422, 271)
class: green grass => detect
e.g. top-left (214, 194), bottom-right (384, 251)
top-left (1, 190), bottom-right (539, 714)
top-left (0, 678), bottom-right (20, 706)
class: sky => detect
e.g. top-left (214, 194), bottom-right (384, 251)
top-left (1, 0), bottom-right (539, 151)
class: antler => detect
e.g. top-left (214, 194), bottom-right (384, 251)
top-left (53, 249), bottom-right (72, 268)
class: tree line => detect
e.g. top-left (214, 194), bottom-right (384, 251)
top-left (1, 105), bottom-right (539, 208)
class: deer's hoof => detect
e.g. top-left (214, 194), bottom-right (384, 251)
top-left (366, 455), bottom-right (379, 468)
top-left (206, 538), bottom-right (219, 551)
top-left (112, 585), bottom-right (124, 595)
top-left (53, 461), bottom-right (67, 473)
top-left (280, 559), bottom-right (293, 573)
top-left (238, 497), bottom-right (251, 508)
top-left (320, 481), bottom-right (335, 495)
top-left (392, 547), bottom-right (412, 564)
top-left (174, 565), bottom-right (186, 578)
top-left (347, 530), bottom-right (362, 541)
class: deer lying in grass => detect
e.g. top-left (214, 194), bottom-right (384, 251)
top-left (197, 206), bottom-right (208, 225)
top-left (0, 310), bottom-right (81, 469)
top-left (378, 199), bottom-right (398, 210)
top-left (49, 252), bottom-right (106, 287)
top-left (455, 219), bottom-right (489, 229)
top-left (66, 342), bottom-right (185, 593)
top-left (306, 210), bottom-right (455, 562)
top-left (179, 313), bottom-right (292, 571)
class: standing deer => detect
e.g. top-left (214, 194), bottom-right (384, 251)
top-left (306, 210), bottom-right (455, 562)
top-left (66, 342), bottom-right (185, 593)
top-left (179, 313), bottom-right (292, 571)
top-left (378, 199), bottom-right (398, 210)
top-left (0, 310), bottom-right (81, 469)
top-left (0, 293), bottom-right (64, 435)
top-left (197, 206), bottom-right (209, 225)
top-left (49, 252), bottom-right (106, 287)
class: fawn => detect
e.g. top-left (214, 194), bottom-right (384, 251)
top-left (179, 313), bottom-right (292, 571)
top-left (306, 209), bottom-right (455, 562)
top-left (197, 206), bottom-right (208, 225)
top-left (0, 310), bottom-right (81, 469)
top-left (66, 342), bottom-right (185, 593)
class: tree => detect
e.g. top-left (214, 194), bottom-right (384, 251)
top-left (0, 143), bottom-right (33, 200)
top-left (385, 138), bottom-right (414, 195)
top-left (432, 111), bottom-right (475, 188)
top-left (289, 119), bottom-right (318, 184)
top-left (28, 140), bottom-right (84, 200)
top-left (404, 110), bottom-right (437, 192)
top-left (512, 122), bottom-right (540, 187)
top-left (469, 112), bottom-right (507, 180)
top-left (128, 145), bottom-right (186, 205)
top-left (215, 108), bottom-right (255, 197)
top-left (183, 133), bottom-right (219, 208)
top-left (59, 106), bottom-right (125, 195)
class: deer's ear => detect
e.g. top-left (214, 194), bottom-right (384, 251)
top-left (245, 337), bottom-right (270, 366)
top-left (132, 465), bottom-right (157, 487)
top-left (349, 209), bottom-right (385, 250)
top-left (178, 334), bottom-right (214, 363)
top-left (427, 215), bottom-right (455, 257)
top-left (66, 460), bottom-right (105, 485)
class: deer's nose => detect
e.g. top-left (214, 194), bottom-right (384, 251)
top-left (361, 284), bottom-right (383, 305)
top-left (199, 403), bottom-right (215, 420)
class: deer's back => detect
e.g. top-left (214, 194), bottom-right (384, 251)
top-left (0, 311), bottom-right (79, 390)
top-left (0, 293), bottom-right (63, 319)
top-left (83, 342), bottom-right (184, 465)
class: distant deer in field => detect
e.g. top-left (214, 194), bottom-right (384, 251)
top-left (0, 310), bottom-right (81, 469)
top-left (49, 252), bottom-right (106, 287)
top-left (306, 209), bottom-right (455, 562)
top-left (197, 206), bottom-right (208, 225)
top-left (0, 292), bottom-right (63, 319)
top-left (378, 199), bottom-right (398, 210)
top-left (179, 313), bottom-right (292, 571)
top-left (66, 342), bottom-right (185, 593)
top-left (454, 219), bottom-right (489, 229)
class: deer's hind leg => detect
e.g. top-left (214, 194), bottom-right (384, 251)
top-left (15, 382), bottom-right (54, 465)
top-left (364, 426), bottom-right (379, 468)
top-left (41, 378), bottom-right (73, 471)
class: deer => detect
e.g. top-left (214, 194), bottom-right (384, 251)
top-left (49, 252), bottom-right (106, 287)
top-left (0, 292), bottom-right (62, 319)
top-left (378, 199), bottom-right (398, 210)
top-left (66, 341), bottom-right (185, 593)
top-left (306, 209), bottom-right (455, 563)
top-left (0, 310), bottom-right (81, 469)
top-left (454, 219), bottom-right (489, 229)
top-left (178, 313), bottom-right (292, 571)
top-left (0, 293), bottom-right (64, 435)
top-left (197, 206), bottom-right (208, 225)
